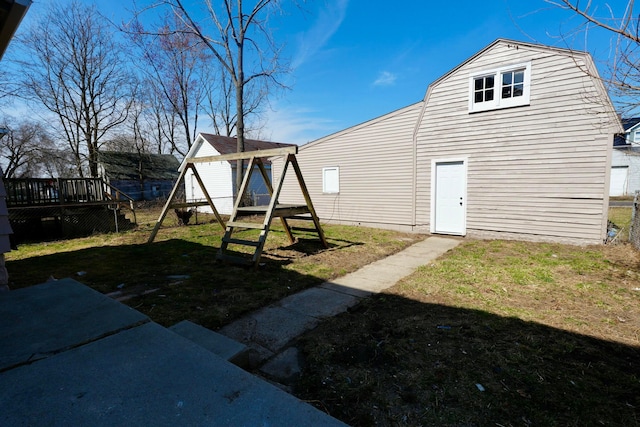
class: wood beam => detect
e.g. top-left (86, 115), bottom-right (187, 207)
top-left (187, 146), bottom-right (297, 165)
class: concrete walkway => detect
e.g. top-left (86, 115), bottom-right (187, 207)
top-left (219, 236), bottom-right (461, 385)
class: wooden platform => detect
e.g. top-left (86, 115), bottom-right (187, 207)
top-left (235, 204), bottom-right (311, 218)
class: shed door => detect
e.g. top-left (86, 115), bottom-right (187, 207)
top-left (433, 160), bottom-right (466, 235)
top-left (610, 166), bottom-right (629, 197)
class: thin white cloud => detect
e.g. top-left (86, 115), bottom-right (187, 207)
top-left (262, 105), bottom-right (338, 145)
top-left (373, 71), bottom-right (397, 87)
top-left (292, 0), bottom-right (349, 69)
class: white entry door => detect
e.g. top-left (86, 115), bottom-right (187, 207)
top-left (432, 160), bottom-right (467, 235)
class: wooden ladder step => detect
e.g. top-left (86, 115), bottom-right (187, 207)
top-left (226, 221), bottom-right (265, 230)
top-left (287, 215), bottom-right (313, 221)
top-left (222, 237), bottom-right (261, 247)
top-left (216, 253), bottom-right (254, 266)
top-left (290, 226), bottom-right (320, 233)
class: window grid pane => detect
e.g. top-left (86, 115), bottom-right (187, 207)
top-left (501, 69), bottom-right (525, 99)
top-left (474, 76), bottom-right (494, 103)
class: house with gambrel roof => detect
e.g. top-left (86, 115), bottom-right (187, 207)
top-left (273, 39), bottom-right (622, 245)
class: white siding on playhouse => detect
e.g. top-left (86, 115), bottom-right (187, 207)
top-left (274, 103), bottom-right (422, 229)
top-left (184, 140), bottom-right (234, 215)
top-left (415, 42), bottom-right (615, 244)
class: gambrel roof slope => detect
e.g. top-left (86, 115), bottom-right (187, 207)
top-left (300, 38), bottom-right (622, 152)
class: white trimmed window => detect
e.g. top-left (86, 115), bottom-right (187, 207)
top-left (322, 167), bottom-right (340, 194)
top-left (469, 62), bottom-right (531, 113)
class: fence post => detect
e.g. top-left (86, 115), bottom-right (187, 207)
top-left (630, 192), bottom-right (639, 249)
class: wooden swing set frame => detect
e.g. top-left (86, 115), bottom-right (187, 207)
top-left (148, 146), bottom-right (327, 268)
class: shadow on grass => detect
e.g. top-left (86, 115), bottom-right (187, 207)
top-left (296, 290), bottom-right (640, 426)
top-left (6, 238), bottom-right (355, 330)
top-left (271, 236), bottom-right (364, 258)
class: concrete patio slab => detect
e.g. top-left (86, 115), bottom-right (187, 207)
top-left (0, 278), bottom-right (148, 371)
top-left (0, 321), bottom-right (345, 426)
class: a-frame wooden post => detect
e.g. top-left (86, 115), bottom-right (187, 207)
top-left (288, 154), bottom-right (328, 248)
top-left (147, 163), bottom-right (226, 243)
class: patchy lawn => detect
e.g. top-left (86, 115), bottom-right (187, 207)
top-left (7, 206), bottom-right (640, 425)
top-left (5, 208), bottom-right (423, 329)
top-left (295, 239), bottom-right (640, 426)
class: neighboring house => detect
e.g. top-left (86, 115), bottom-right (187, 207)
top-left (180, 133), bottom-right (295, 215)
top-left (273, 39), bottom-right (622, 245)
top-left (610, 118), bottom-right (640, 197)
top-left (97, 151), bottom-right (180, 201)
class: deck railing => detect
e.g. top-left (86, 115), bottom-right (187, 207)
top-left (4, 177), bottom-right (136, 214)
top-left (4, 178), bottom-right (109, 207)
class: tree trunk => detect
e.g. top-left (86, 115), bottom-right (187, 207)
top-left (235, 48), bottom-right (245, 203)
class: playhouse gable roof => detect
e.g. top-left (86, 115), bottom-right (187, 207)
top-left (199, 133), bottom-right (294, 155)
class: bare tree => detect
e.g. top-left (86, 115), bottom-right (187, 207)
top-left (17, 1), bottom-right (135, 177)
top-left (160, 0), bottom-right (288, 194)
top-left (0, 120), bottom-right (56, 178)
top-left (134, 78), bottom-right (180, 155)
top-left (127, 12), bottom-right (210, 156)
top-left (36, 148), bottom-right (78, 178)
top-left (0, 69), bottom-right (19, 101)
top-left (205, 60), bottom-right (267, 138)
top-left (546, 1), bottom-right (640, 113)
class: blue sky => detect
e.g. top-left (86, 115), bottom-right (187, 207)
top-left (17, 0), bottom-right (630, 144)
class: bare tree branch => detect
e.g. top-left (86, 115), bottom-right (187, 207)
top-left (138, 0), bottom-right (290, 196)
top-left (16, 1), bottom-right (135, 177)
top-left (546, 1), bottom-right (640, 115)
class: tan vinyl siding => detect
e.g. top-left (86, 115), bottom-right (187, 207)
top-left (274, 103), bottom-right (422, 229)
top-left (275, 40), bottom-right (619, 244)
top-left (415, 42), bottom-right (615, 244)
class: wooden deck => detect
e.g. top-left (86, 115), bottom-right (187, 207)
top-left (4, 178), bottom-right (134, 209)
top-left (4, 177), bottom-right (137, 243)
